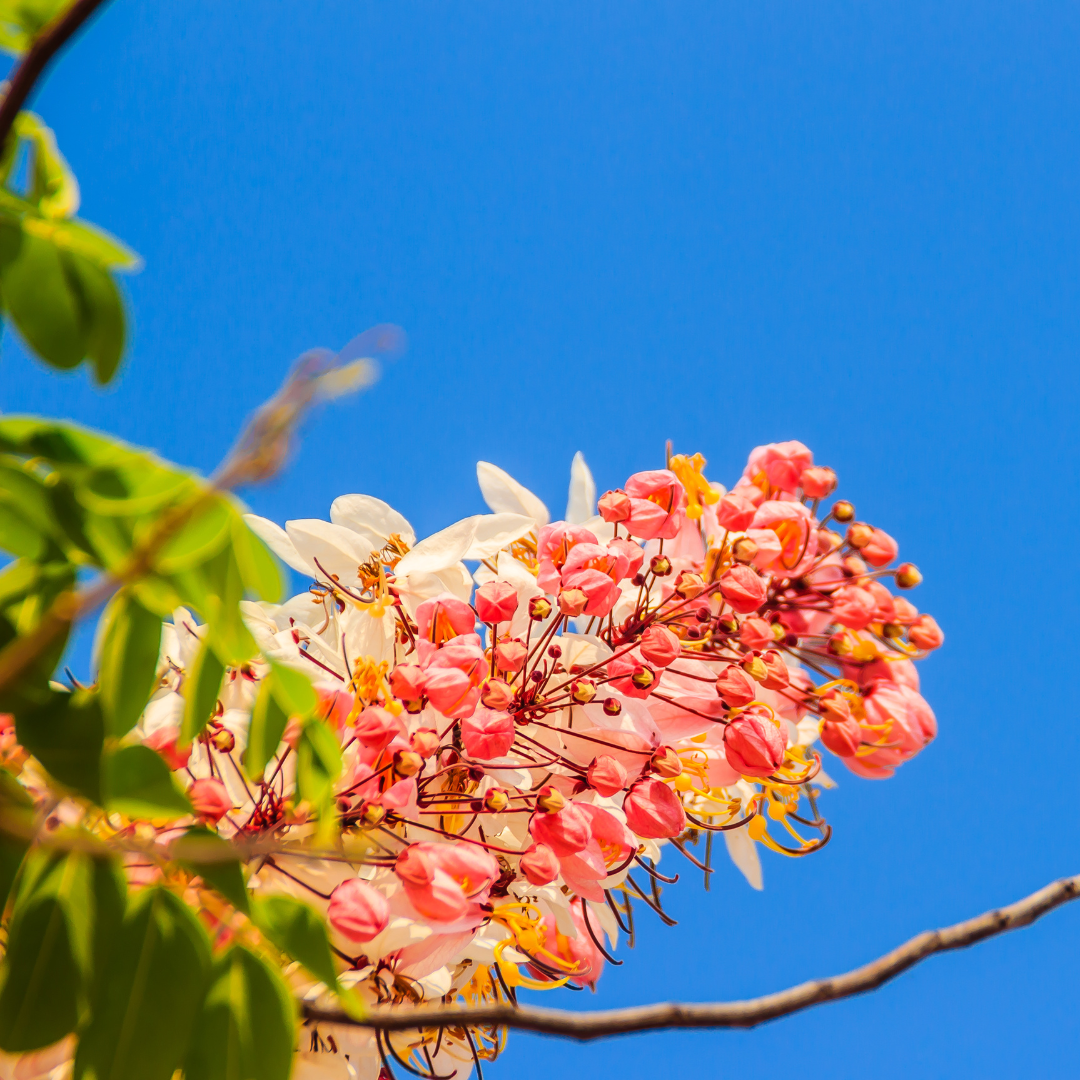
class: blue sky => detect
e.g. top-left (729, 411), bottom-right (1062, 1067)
top-left (4, 2), bottom-right (1080, 1075)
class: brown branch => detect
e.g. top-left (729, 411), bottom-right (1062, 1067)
top-left (0, 0), bottom-right (112, 148)
top-left (303, 872), bottom-right (1080, 1039)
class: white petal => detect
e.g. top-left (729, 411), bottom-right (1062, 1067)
top-left (477, 461), bottom-right (550, 525)
top-left (463, 513), bottom-right (535, 560)
top-left (285, 519), bottom-right (374, 585)
top-left (724, 827), bottom-right (764, 890)
top-left (330, 494), bottom-right (416, 547)
top-left (243, 514), bottom-right (315, 577)
top-left (394, 517), bottom-right (478, 577)
top-left (565, 451), bottom-right (597, 524)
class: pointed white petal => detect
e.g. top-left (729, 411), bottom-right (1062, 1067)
top-left (243, 514), bottom-right (315, 577)
top-left (464, 513), bottom-right (535, 560)
top-left (724, 827), bottom-right (764, 890)
top-left (330, 494), bottom-right (416, 547)
top-left (565, 451), bottom-right (597, 524)
top-left (476, 461), bottom-right (550, 525)
top-left (285, 519), bottom-right (374, 585)
top-left (394, 517), bottom-right (478, 577)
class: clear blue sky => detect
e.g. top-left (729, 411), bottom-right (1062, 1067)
top-left (4, 2), bottom-right (1079, 1075)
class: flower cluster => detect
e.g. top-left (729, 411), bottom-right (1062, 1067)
top-left (88, 442), bottom-right (943, 1079)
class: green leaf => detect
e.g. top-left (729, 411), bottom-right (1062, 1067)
top-left (252, 895), bottom-right (339, 991)
top-left (0, 849), bottom-right (95, 1051)
top-left (74, 886), bottom-right (211, 1080)
top-left (14, 112), bottom-right (78, 219)
top-left (181, 635), bottom-right (225, 747)
top-left (102, 745), bottom-right (192, 820)
top-left (155, 497), bottom-right (232, 573)
top-left (171, 827), bottom-right (249, 914)
top-left (37, 217), bottom-right (142, 272)
top-left (0, 769), bottom-right (33, 913)
top-left (60, 251), bottom-right (125, 385)
top-left (296, 718), bottom-right (342, 809)
top-left (244, 676), bottom-right (289, 783)
top-left (268, 661), bottom-right (317, 717)
top-left (231, 514), bottom-right (283, 603)
top-left (77, 460), bottom-right (193, 518)
top-left (184, 944), bottom-right (296, 1080)
top-left (16, 689), bottom-right (102, 802)
top-left (97, 590), bottom-right (162, 737)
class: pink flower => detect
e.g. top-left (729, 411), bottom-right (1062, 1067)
top-left (639, 625), bottom-right (681, 667)
top-left (719, 565), bottom-right (767, 614)
top-left (608, 536), bottom-right (645, 578)
top-left (562, 541), bottom-right (631, 584)
top-left (739, 617), bottom-right (774, 651)
top-left (909, 615), bottom-right (944, 651)
top-left (327, 878), bottom-right (390, 942)
top-left (715, 664), bottom-right (756, 706)
top-left (861, 527), bottom-right (899, 567)
top-left (144, 725), bottom-right (191, 771)
top-left (820, 715), bottom-right (862, 758)
top-left (744, 440), bottom-right (814, 494)
top-left (715, 492), bottom-right (757, 532)
top-left (474, 581), bottom-right (519, 624)
top-left (189, 778), bottom-right (232, 822)
top-left (519, 843), bottom-right (560, 885)
top-left (749, 501), bottom-right (813, 574)
top-left (560, 567), bottom-right (620, 616)
top-left (622, 777), bottom-right (686, 839)
top-left (353, 706), bottom-right (402, 752)
top-left (415, 593), bottom-right (476, 643)
top-left (389, 664), bottom-right (425, 702)
top-left (723, 710), bottom-right (786, 778)
top-left (536, 523), bottom-right (599, 591)
top-left (460, 707), bottom-right (515, 760)
top-left (607, 654), bottom-right (660, 698)
top-left (529, 801), bottom-right (593, 856)
top-left (587, 754), bottom-right (628, 796)
top-left (557, 803), bottom-right (635, 899)
top-left (495, 639), bottom-right (528, 673)
top-left (420, 636), bottom-right (487, 718)
top-left (395, 842), bottom-right (499, 924)
top-left (622, 470), bottom-right (688, 541)
top-left (831, 585), bottom-right (877, 631)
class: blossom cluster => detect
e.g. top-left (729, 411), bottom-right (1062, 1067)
top-left (99, 442), bottom-right (942, 1079)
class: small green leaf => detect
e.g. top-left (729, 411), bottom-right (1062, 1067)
top-left (181, 635), bottom-right (225, 747)
top-left (97, 590), bottom-right (162, 737)
top-left (74, 886), bottom-right (211, 1080)
top-left (171, 827), bottom-right (249, 914)
top-left (0, 849), bottom-right (95, 1051)
top-left (252, 895), bottom-right (339, 991)
top-left (102, 745), bottom-right (192, 820)
top-left (61, 251), bottom-right (125, 385)
top-left (37, 217), bottom-right (142, 272)
top-left (231, 514), bottom-right (283, 602)
top-left (16, 689), bottom-right (102, 803)
top-left (184, 944), bottom-right (296, 1080)
top-left (245, 677), bottom-right (289, 783)
top-left (296, 718), bottom-right (342, 808)
top-left (78, 460), bottom-right (193, 518)
top-left (268, 660), bottom-right (317, 717)
top-left (155, 497), bottom-right (232, 574)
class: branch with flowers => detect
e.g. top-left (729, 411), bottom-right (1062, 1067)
top-left (0, 7), bottom-right (1057, 1080)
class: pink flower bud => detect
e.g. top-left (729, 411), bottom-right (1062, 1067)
top-left (415, 594), bottom-right (476, 643)
top-left (460, 707), bottom-right (515, 760)
top-left (719, 565), bottom-right (767, 615)
top-left (650, 745), bottom-right (683, 778)
top-left (908, 614), bottom-right (944, 651)
top-left (353, 706), bottom-right (401, 752)
top-left (622, 777), bottom-right (686, 839)
top-left (558, 588), bottom-right (589, 616)
top-left (715, 665), bottom-right (756, 706)
top-left (475, 581), bottom-right (519, 624)
top-left (410, 728), bottom-right (440, 758)
top-left (759, 650), bottom-right (790, 690)
top-left (820, 716), bottom-right (862, 758)
top-left (861, 527), bottom-right (899, 568)
top-left (832, 585), bottom-right (877, 631)
top-left (390, 664), bottom-right (425, 701)
top-left (520, 843), bottom-right (560, 885)
top-left (800, 466), bottom-right (837, 498)
top-left (715, 492), bottom-right (757, 532)
top-left (327, 878), bottom-right (390, 943)
top-left (481, 677), bottom-right (514, 709)
top-left (144, 725), bottom-right (191, 771)
top-left (189, 778), bottom-right (232, 822)
top-left (530, 801), bottom-right (592, 854)
top-left (723, 711), bottom-right (786, 778)
top-left (561, 566), bottom-right (620, 616)
top-left (587, 754), bottom-right (628, 796)
top-left (608, 536), bottom-right (645, 578)
top-left (495, 639), bottom-right (528, 673)
top-left (598, 489), bottom-right (632, 522)
top-left (639, 625), bottom-right (681, 667)
top-left (738, 617), bottom-right (774, 651)
top-left (528, 596), bottom-right (553, 621)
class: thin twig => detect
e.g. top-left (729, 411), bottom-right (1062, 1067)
top-left (301, 873), bottom-right (1080, 1039)
top-left (0, 0), bottom-right (112, 148)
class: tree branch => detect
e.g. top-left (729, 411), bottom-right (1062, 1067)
top-left (303, 873), bottom-right (1080, 1040)
top-left (0, 0), bottom-right (112, 148)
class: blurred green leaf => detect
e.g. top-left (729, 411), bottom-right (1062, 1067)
top-left (15, 113), bottom-right (79, 220)
top-left (155, 498), bottom-right (232, 574)
top-left (171, 826), bottom-right (249, 914)
top-left (231, 514), bottom-right (283, 603)
top-left (97, 590), bottom-right (162, 737)
top-left (0, 848), bottom-right (94, 1051)
top-left (296, 718), bottom-right (341, 809)
top-left (74, 886), bottom-right (211, 1080)
top-left (0, 769), bottom-right (33, 914)
top-left (245, 676), bottom-right (288, 783)
top-left (251, 895), bottom-right (339, 992)
top-left (102, 745), bottom-right (192, 820)
top-left (181, 635), bottom-right (224, 747)
top-left (185, 944), bottom-right (296, 1080)
top-left (15, 689), bottom-right (101, 802)
top-left (0, 0), bottom-right (70, 54)
top-left (268, 660), bottom-right (317, 717)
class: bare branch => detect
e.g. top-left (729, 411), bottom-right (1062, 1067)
top-left (303, 873), bottom-right (1080, 1040)
top-left (0, 0), bottom-right (112, 148)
